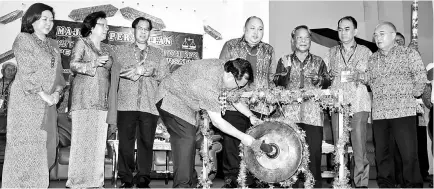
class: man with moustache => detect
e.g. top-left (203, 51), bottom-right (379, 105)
top-left (110, 17), bottom-right (170, 188)
top-left (156, 58), bottom-right (265, 188)
top-left (219, 16), bottom-right (277, 188)
top-left (356, 22), bottom-right (427, 188)
top-left (323, 16), bottom-right (372, 188)
top-left (274, 25), bottom-right (330, 188)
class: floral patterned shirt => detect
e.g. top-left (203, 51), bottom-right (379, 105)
top-left (69, 37), bottom-right (113, 112)
top-left (156, 59), bottom-right (225, 125)
top-left (365, 44), bottom-right (427, 120)
top-left (219, 37), bottom-right (276, 115)
top-left (111, 43), bottom-right (170, 115)
top-left (274, 52), bottom-right (330, 126)
top-left (325, 43), bottom-right (372, 113)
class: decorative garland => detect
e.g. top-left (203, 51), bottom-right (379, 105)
top-left (197, 110), bottom-right (213, 189)
top-left (239, 117), bottom-right (315, 188)
top-left (223, 87), bottom-right (353, 188)
top-left (330, 104), bottom-right (352, 189)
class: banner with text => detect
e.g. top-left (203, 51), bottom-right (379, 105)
top-left (48, 20), bottom-right (203, 84)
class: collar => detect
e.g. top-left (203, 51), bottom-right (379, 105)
top-left (291, 51), bottom-right (312, 63)
top-left (339, 41), bottom-right (357, 52)
top-left (379, 42), bottom-right (398, 56)
top-left (239, 37), bottom-right (262, 49)
top-left (130, 42), bottom-right (148, 51)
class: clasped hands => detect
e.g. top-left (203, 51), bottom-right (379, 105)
top-left (39, 91), bottom-right (61, 106)
top-left (305, 71), bottom-right (321, 85)
top-left (95, 54), bottom-right (112, 67)
top-left (120, 59), bottom-right (155, 80)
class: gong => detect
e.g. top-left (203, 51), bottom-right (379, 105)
top-left (244, 121), bottom-right (304, 183)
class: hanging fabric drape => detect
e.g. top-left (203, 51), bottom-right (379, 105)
top-left (0, 10), bottom-right (23, 24)
top-left (68, 4), bottom-right (118, 21)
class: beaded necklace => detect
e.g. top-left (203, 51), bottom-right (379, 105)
top-left (245, 44), bottom-right (260, 56)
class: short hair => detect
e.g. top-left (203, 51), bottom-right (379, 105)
top-left (224, 58), bottom-right (254, 84)
top-left (1, 62), bottom-right (17, 76)
top-left (244, 16), bottom-right (263, 28)
top-left (291, 25), bottom-right (312, 39)
top-left (375, 21), bottom-right (397, 32)
top-left (80, 11), bottom-right (107, 37)
top-left (396, 32), bottom-right (405, 39)
top-left (21, 3), bottom-right (55, 34)
top-left (132, 17), bottom-right (153, 30)
top-left (338, 16), bottom-right (358, 29)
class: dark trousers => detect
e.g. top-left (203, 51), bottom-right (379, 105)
top-left (417, 126), bottom-right (429, 178)
top-left (220, 110), bottom-right (266, 185)
top-left (373, 116), bottom-right (423, 188)
top-left (295, 123), bottom-right (323, 188)
top-left (392, 117), bottom-right (430, 185)
top-left (221, 110), bottom-right (250, 179)
top-left (429, 107), bottom-right (433, 154)
top-left (117, 111), bottom-right (158, 185)
top-left (157, 100), bottom-right (197, 188)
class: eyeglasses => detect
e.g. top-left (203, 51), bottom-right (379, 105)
top-left (233, 74), bottom-right (247, 90)
top-left (96, 23), bottom-right (109, 29)
top-left (136, 26), bottom-right (151, 32)
top-left (373, 32), bottom-right (395, 39)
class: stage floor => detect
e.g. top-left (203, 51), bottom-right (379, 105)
top-left (46, 177), bottom-right (433, 188)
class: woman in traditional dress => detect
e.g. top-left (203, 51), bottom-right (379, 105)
top-left (2, 3), bottom-right (65, 188)
top-left (66, 11), bottom-right (118, 188)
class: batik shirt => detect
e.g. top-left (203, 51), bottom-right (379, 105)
top-left (219, 37), bottom-right (276, 115)
top-left (111, 43), bottom-right (170, 115)
top-left (70, 37), bottom-right (113, 112)
top-left (156, 59), bottom-right (225, 126)
top-left (275, 52), bottom-right (329, 126)
top-left (364, 44), bottom-right (427, 120)
top-left (324, 42), bottom-right (372, 113)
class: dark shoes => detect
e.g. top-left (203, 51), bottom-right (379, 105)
top-left (221, 178), bottom-right (238, 188)
top-left (120, 182), bottom-right (133, 188)
top-left (136, 176), bottom-right (151, 188)
top-left (120, 176), bottom-right (150, 188)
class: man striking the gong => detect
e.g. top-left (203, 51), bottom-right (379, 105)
top-left (155, 58), bottom-right (269, 188)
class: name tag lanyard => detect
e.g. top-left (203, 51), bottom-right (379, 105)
top-left (340, 44), bottom-right (357, 71)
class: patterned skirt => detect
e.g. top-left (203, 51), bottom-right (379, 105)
top-left (2, 106), bottom-right (49, 188)
top-left (66, 110), bottom-right (108, 188)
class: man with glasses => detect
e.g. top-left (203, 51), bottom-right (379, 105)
top-left (110, 17), bottom-right (170, 188)
top-left (155, 58), bottom-right (263, 188)
top-left (356, 22), bottom-right (426, 188)
top-left (323, 16), bottom-right (372, 188)
top-left (274, 25), bottom-right (330, 188)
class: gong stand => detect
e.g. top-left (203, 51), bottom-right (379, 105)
top-left (337, 90), bottom-right (345, 181)
top-left (199, 111), bottom-right (212, 189)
